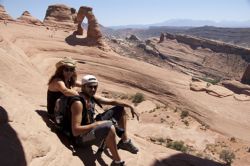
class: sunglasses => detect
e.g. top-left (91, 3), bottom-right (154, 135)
top-left (64, 67), bottom-right (75, 72)
top-left (86, 85), bottom-right (98, 89)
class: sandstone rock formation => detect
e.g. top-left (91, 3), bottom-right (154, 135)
top-left (137, 43), bottom-right (160, 56)
top-left (190, 79), bottom-right (234, 98)
top-left (126, 34), bottom-right (141, 42)
top-left (43, 4), bottom-right (77, 29)
top-left (222, 80), bottom-right (250, 95)
top-left (17, 11), bottom-right (43, 25)
top-left (75, 6), bottom-right (107, 50)
top-left (241, 64), bottom-right (250, 85)
top-left (2, 19), bottom-right (250, 166)
top-left (159, 32), bottom-right (165, 43)
top-left (164, 32), bottom-right (250, 62)
top-left (0, 5), bottom-right (13, 21)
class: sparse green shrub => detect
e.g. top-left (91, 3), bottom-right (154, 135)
top-left (200, 122), bottom-right (210, 130)
top-left (230, 137), bottom-right (236, 143)
top-left (201, 77), bottom-right (221, 85)
top-left (149, 109), bottom-right (156, 113)
top-left (183, 120), bottom-right (189, 126)
top-left (160, 118), bottom-right (165, 123)
top-left (181, 110), bottom-right (189, 119)
top-left (156, 104), bottom-right (161, 109)
top-left (120, 93), bottom-right (129, 100)
top-left (219, 149), bottom-right (235, 165)
top-left (174, 107), bottom-right (178, 113)
top-left (196, 153), bottom-right (203, 158)
top-left (156, 137), bottom-right (165, 143)
top-left (167, 141), bottom-right (188, 153)
top-left (132, 92), bottom-right (145, 104)
top-left (150, 137), bottom-right (156, 142)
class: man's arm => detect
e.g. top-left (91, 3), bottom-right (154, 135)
top-left (71, 100), bottom-right (110, 136)
top-left (94, 95), bottom-right (140, 121)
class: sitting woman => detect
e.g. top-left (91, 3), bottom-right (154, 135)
top-left (47, 57), bottom-right (81, 118)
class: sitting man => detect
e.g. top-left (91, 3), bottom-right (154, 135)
top-left (69, 74), bottom-right (140, 166)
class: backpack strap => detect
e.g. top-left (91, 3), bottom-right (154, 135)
top-left (68, 95), bottom-right (104, 125)
top-left (62, 96), bottom-right (86, 137)
top-left (69, 95), bottom-right (96, 124)
top-left (92, 96), bottom-right (103, 109)
top-left (68, 96), bottom-right (86, 110)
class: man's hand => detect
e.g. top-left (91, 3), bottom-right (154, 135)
top-left (130, 106), bottom-right (140, 121)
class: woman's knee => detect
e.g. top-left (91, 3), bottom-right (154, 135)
top-left (54, 98), bottom-right (60, 112)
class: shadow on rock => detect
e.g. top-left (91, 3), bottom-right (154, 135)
top-left (65, 33), bottom-right (98, 47)
top-left (152, 153), bottom-right (225, 166)
top-left (36, 110), bottom-right (109, 166)
top-left (0, 106), bottom-right (27, 166)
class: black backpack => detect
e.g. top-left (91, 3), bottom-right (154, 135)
top-left (54, 95), bottom-right (102, 136)
top-left (53, 95), bottom-right (123, 152)
top-left (54, 95), bottom-right (73, 137)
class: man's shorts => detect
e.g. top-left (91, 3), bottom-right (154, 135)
top-left (96, 105), bottom-right (124, 122)
top-left (75, 106), bottom-right (124, 146)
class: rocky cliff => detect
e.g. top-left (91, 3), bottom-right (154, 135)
top-left (164, 33), bottom-right (250, 62)
top-left (0, 5), bottom-right (13, 21)
top-left (17, 11), bottom-right (43, 26)
top-left (43, 4), bottom-right (77, 29)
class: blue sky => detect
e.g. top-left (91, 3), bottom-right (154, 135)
top-left (1, 0), bottom-right (250, 26)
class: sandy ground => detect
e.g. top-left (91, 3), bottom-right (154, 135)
top-left (0, 22), bottom-right (250, 166)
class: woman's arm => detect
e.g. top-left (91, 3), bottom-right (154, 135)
top-left (49, 79), bottom-right (79, 96)
top-left (75, 80), bottom-right (82, 88)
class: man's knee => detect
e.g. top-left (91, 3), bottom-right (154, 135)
top-left (89, 121), bottom-right (113, 142)
top-left (114, 105), bottom-right (124, 112)
top-left (98, 121), bottom-right (112, 131)
top-left (113, 105), bottom-right (126, 118)
top-left (107, 125), bottom-right (116, 138)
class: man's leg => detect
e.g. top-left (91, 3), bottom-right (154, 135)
top-left (98, 106), bottom-right (139, 154)
top-left (77, 121), bottom-right (124, 164)
top-left (96, 106), bottom-right (127, 139)
top-left (105, 125), bottom-right (121, 161)
top-left (117, 107), bottom-right (128, 141)
top-left (115, 107), bottom-right (139, 154)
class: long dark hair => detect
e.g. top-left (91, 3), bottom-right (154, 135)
top-left (48, 66), bottom-right (77, 88)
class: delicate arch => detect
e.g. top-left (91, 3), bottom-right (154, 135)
top-left (75, 6), bottom-right (102, 41)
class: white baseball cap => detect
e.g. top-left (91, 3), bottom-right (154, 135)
top-left (82, 75), bottom-right (98, 85)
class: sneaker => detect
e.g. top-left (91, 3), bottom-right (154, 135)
top-left (117, 139), bottom-right (139, 154)
top-left (110, 160), bottom-right (125, 166)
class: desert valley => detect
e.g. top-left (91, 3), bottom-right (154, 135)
top-left (1, 4), bottom-right (250, 166)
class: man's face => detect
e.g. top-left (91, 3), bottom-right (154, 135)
top-left (84, 82), bottom-right (98, 96)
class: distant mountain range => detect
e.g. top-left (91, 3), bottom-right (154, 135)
top-left (109, 19), bottom-right (250, 29)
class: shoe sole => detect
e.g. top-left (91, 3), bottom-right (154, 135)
top-left (117, 146), bottom-right (138, 154)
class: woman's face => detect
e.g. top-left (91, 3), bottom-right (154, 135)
top-left (63, 66), bottom-right (75, 78)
